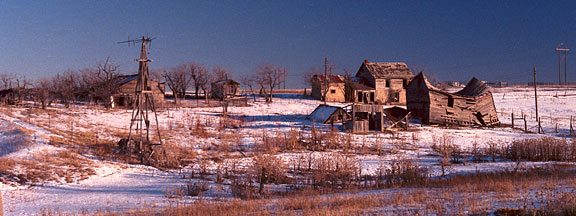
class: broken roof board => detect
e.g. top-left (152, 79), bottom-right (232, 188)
top-left (408, 72), bottom-right (492, 100)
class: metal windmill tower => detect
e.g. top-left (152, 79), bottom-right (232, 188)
top-left (119, 36), bottom-right (163, 163)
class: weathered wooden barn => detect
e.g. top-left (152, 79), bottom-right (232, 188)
top-left (113, 74), bottom-right (165, 108)
top-left (406, 72), bottom-right (499, 126)
top-left (354, 60), bottom-right (414, 105)
top-left (311, 75), bottom-right (346, 102)
top-left (211, 79), bottom-right (240, 100)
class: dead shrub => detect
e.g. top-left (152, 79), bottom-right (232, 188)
top-left (252, 154), bottom-right (289, 184)
top-left (505, 137), bottom-right (576, 162)
top-left (164, 186), bottom-right (185, 199)
top-left (380, 157), bottom-right (429, 187)
top-left (185, 181), bottom-right (209, 196)
top-left (309, 154), bottom-right (360, 189)
top-left (230, 176), bottom-right (259, 200)
top-left (150, 142), bottom-right (197, 169)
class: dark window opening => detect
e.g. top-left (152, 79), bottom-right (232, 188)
top-left (330, 89), bottom-right (336, 94)
top-left (448, 96), bottom-right (454, 107)
top-left (385, 79), bottom-right (390, 87)
top-left (370, 92), bottom-right (375, 102)
top-left (393, 92), bottom-right (400, 102)
top-left (357, 92), bottom-right (363, 102)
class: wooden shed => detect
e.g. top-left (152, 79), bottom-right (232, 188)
top-left (307, 104), bottom-right (349, 124)
top-left (211, 79), bottom-right (240, 100)
top-left (113, 74), bottom-right (165, 108)
top-left (406, 72), bottom-right (499, 126)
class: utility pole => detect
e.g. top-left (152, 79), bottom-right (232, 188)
top-left (324, 57), bottom-right (328, 105)
top-left (556, 43), bottom-right (569, 85)
top-left (558, 48), bottom-right (562, 85)
top-left (533, 67), bottom-right (538, 122)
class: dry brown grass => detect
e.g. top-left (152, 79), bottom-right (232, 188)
top-left (1, 150), bottom-right (97, 184)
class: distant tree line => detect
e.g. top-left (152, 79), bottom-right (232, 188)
top-left (0, 57), bottom-right (290, 109)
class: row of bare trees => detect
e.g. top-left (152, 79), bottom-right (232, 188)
top-left (159, 62), bottom-right (287, 103)
top-left (0, 58), bottom-right (290, 109)
top-left (240, 63), bottom-right (287, 102)
top-left (157, 62), bottom-right (232, 104)
top-left (0, 57), bottom-right (122, 109)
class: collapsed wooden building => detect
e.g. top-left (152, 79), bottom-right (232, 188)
top-left (406, 72), bottom-right (499, 126)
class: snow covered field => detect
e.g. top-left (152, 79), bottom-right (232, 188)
top-left (1, 86), bottom-right (576, 215)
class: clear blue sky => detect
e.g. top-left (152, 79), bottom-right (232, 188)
top-left (0, 0), bottom-right (575, 87)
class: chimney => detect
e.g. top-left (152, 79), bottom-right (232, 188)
top-left (364, 60), bottom-right (369, 64)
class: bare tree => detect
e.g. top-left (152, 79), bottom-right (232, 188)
top-left (189, 62), bottom-right (210, 98)
top-left (240, 75), bottom-right (256, 102)
top-left (213, 66), bottom-right (232, 81)
top-left (302, 67), bottom-right (321, 88)
top-left (81, 57), bottom-right (121, 108)
top-left (254, 63), bottom-right (285, 102)
top-left (163, 64), bottom-right (191, 104)
top-left (34, 78), bottom-right (52, 109)
top-left (0, 73), bottom-right (16, 89)
top-left (52, 70), bottom-right (81, 108)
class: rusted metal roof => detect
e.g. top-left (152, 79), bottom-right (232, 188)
top-left (312, 75), bottom-right (345, 83)
top-left (358, 61), bottom-right (414, 79)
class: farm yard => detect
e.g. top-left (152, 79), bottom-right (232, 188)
top-left (1, 86), bottom-right (576, 215)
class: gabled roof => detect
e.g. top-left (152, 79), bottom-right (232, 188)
top-left (312, 75), bottom-right (345, 83)
top-left (356, 61), bottom-right (414, 79)
top-left (407, 72), bottom-right (442, 91)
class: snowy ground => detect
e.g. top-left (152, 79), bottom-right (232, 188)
top-left (1, 86), bottom-right (575, 215)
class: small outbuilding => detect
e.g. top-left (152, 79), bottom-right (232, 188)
top-left (307, 104), bottom-right (349, 124)
top-left (406, 72), bottom-right (499, 126)
top-left (211, 79), bottom-right (240, 100)
top-left (311, 75), bottom-right (346, 102)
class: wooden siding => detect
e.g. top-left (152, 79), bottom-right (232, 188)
top-left (115, 79), bottom-right (165, 107)
top-left (311, 81), bottom-right (345, 102)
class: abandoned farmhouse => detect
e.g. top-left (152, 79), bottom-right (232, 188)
top-left (308, 60), bottom-right (500, 131)
top-left (311, 60), bottom-right (415, 105)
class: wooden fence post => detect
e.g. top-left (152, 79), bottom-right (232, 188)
top-left (524, 118), bottom-right (528, 133)
top-left (511, 112), bottom-right (514, 129)
top-left (570, 116), bottom-right (574, 136)
top-left (556, 123), bottom-right (558, 134)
